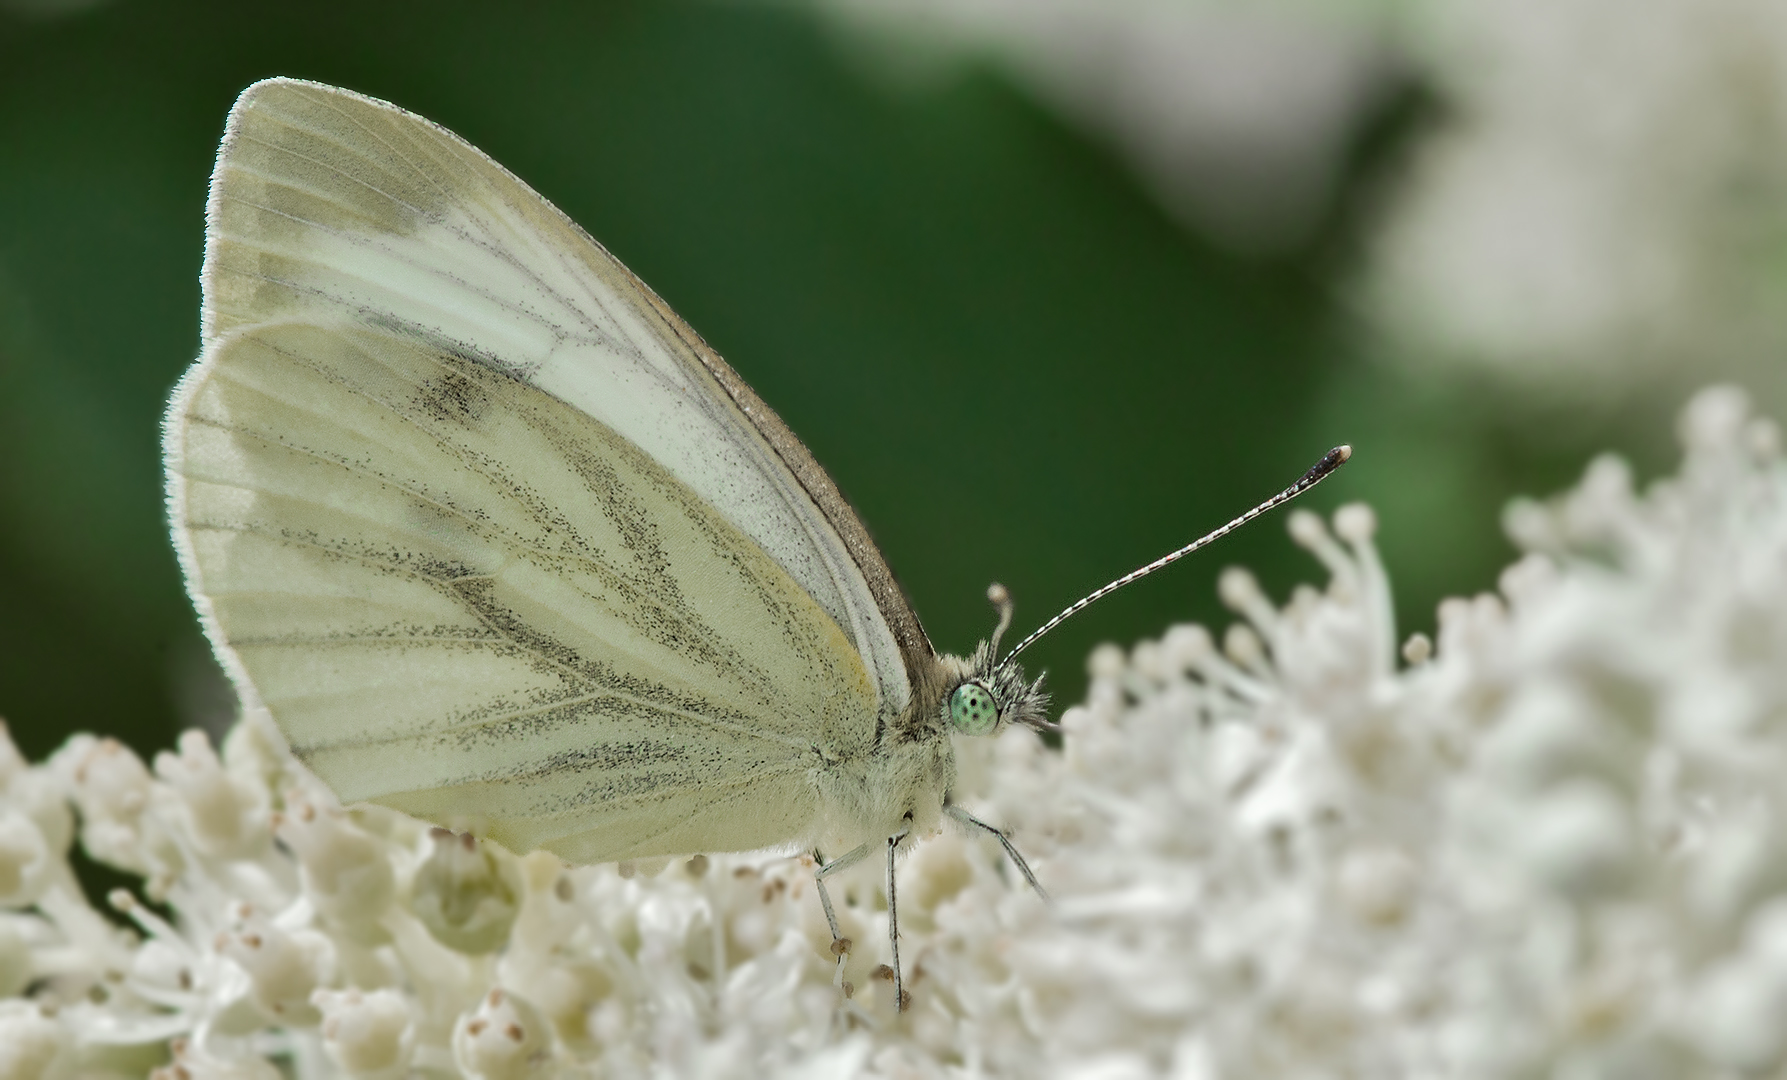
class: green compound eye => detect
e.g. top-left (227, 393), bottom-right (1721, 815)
top-left (949, 682), bottom-right (1000, 736)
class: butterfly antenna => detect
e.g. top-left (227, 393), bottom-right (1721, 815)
top-left (998, 445), bottom-right (1352, 670)
top-left (984, 582), bottom-right (1015, 666)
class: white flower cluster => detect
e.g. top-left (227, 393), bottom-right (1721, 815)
top-left (2, 384), bottom-right (1785, 1078)
top-left (945, 383), bottom-right (1787, 1076)
top-left (1364, 0), bottom-right (1787, 390)
top-left (0, 715), bottom-right (882, 1079)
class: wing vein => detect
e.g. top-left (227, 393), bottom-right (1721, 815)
top-left (292, 679), bottom-right (808, 755)
top-left (183, 415), bottom-right (595, 575)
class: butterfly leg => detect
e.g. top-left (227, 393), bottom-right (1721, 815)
top-left (813, 841), bottom-right (874, 997)
top-left (945, 803), bottom-right (1047, 899)
top-left (883, 821), bottom-right (914, 1011)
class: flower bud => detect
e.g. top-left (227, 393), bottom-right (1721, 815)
top-left (59, 736), bottom-right (161, 875)
top-left (0, 812), bottom-right (51, 908)
top-left (314, 987), bottom-right (414, 1077)
top-left (1519, 780), bottom-right (1635, 901)
top-left (155, 731), bottom-right (267, 859)
top-left (277, 797), bottom-right (394, 940)
top-left (1336, 846), bottom-right (1419, 927)
top-left (215, 905), bottom-right (330, 1019)
top-left (452, 988), bottom-right (552, 1080)
top-left (0, 1001), bottom-right (69, 1080)
top-left (153, 1035), bottom-right (284, 1080)
top-left (408, 830), bottom-right (521, 955)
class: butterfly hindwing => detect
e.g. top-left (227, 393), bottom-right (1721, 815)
top-left (173, 315), bottom-right (874, 858)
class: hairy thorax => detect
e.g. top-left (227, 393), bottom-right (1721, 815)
top-left (808, 678), bottom-right (959, 858)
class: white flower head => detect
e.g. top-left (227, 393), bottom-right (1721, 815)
top-left (2, 385), bottom-right (1786, 1076)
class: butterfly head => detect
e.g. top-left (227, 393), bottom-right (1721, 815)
top-left (944, 650), bottom-right (1053, 737)
top-left (940, 583), bottom-right (1055, 738)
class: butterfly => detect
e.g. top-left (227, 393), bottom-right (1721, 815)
top-left (164, 78), bottom-right (1347, 1011)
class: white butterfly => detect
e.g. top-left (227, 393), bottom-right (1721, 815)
top-left (164, 79), bottom-right (1347, 1010)
top-left (163, 77), bottom-right (1059, 1011)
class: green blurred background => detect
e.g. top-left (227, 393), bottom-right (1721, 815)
top-left (0, 0), bottom-right (1705, 763)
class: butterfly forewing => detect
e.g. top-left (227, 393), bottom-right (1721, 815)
top-left (168, 79), bottom-right (924, 861)
top-left (197, 78), bottom-right (914, 714)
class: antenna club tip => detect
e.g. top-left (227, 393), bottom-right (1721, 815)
top-left (1333, 444), bottom-right (1353, 462)
top-left (986, 582), bottom-right (1011, 606)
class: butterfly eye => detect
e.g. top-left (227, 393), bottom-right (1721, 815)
top-left (948, 683), bottom-right (1000, 736)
